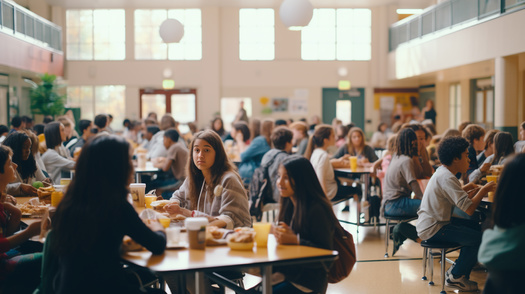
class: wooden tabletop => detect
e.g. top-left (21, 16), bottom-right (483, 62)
top-left (122, 234), bottom-right (337, 273)
top-left (134, 161), bottom-right (158, 173)
top-left (335, 167), bottom-right (373, 175)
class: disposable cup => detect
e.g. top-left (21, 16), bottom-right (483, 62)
top-left (253, 222), bottom-right (272, 247)
top-left (185, 217), bottom-right (208, 250)
top-left (158, 217), bottom-right (171, 228)
top-left (350, 156), bottom-right (358, 171)
top-left (166, 227), bottom-right (181, 244)
top-left (145, 195), bottom-right (156, 209)
top-left (130, 183), bottom-right (146, 207)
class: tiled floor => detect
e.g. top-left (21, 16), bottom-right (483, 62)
top-left (169, 201), bottom-right (488, 293)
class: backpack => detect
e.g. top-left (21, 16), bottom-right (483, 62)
top-left (249, 151), bottom-right (283, 221)
top-left (328, 223), bottom-right (357, 283)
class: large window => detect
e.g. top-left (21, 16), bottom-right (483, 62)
top-left (301, 8), bottom-right (371, 61)
top-left (221, 98), bottom-right (252, 131)
top-left (239, 9), bottom-right (274, 60)
top-left (67, 85), bottom-right (126, 131)
top-left (135, 9), bottom-right (202, 60)
top-left (66, 9), bottom-right (125, 60)
top-left (449, 83), bottom-right (461, 129)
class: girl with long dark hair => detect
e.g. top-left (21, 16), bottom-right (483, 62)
top-left (165, 130), bottom-right (251, 229)
top-left (41, 122), bottom-right (76, 183)
top-left (50, 135), bottom-right (166, 294)
top-left (272, 155), bottom-right (337, 293)
top-left (4, 132), bottom-right (50, 196)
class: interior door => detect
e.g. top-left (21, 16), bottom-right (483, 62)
top-left (139, 89), bottom-right (197, 123)
top-left (322, 88), bottom-right (365, 129)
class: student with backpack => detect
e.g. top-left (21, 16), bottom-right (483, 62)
top-left (272, 155), bottom-right (355, 293)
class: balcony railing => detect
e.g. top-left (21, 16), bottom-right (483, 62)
top-left (0, 0), bottom-right (62, 52)
top-left (389, 0), bottom-right (525, 51)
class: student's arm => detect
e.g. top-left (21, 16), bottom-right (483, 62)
top-left (418, 146), bottom-right (433, 178)
top-left (3, 203), bottom-right (22, 236)
top-left (6, 221), bottom-right (41, 249)
top-left (152, 157), bottom-right (172, 172)
top-left (409, 180), bottom-right (423, 199)
top-left (465, 181), bottom-right (496, 215)
top-left (330, 156), bottom-right (349, 168)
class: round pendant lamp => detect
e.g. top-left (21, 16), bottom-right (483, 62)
top-left (159, 19), bottom-right (185, 43)
top-left (279, 0), bottom-right (314, 31)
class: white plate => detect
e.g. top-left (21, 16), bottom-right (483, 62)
top-left (166, 242), bottom-right (188, 249)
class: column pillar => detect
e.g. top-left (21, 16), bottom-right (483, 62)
top-left (494, 56), bottom-right (519, 141)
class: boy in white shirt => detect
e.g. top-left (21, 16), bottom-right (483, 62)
top-left (416, 136), bottom-right (495, 291)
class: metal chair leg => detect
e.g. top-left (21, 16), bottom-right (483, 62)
top-left (440, 249), bottom-right (446, 294)
top-left (422, 247), bottom-right (428, 280)
top-left (384, 219), bottom-right (390, 258)
top-left (428, 249), bottom-right (434, 286)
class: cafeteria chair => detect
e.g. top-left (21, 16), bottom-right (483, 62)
top-left (384, 214), bottom-right (417, 257)
top-left (208, 271), bottom-right (246, 294)
top-left (420, 240), bottom-right (462, 294)
top-left (262, 203), bottom-right (280, 223)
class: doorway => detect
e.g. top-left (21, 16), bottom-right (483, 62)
top-left (139, 89), bottom-right (197, 124)
top-left (471, 78), bottom-right (494, 130)
top-left (322, 88), bottom-right (365, 129)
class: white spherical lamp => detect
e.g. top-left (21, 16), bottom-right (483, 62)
top-left (279, 0), bottom-right (314, 31)
top-left (159, 19), bottom-right (185, 43)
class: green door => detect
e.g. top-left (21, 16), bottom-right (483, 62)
top-left (322, 88), bottom-right (365, 129)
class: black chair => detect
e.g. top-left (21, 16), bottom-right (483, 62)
top-left (384, 214), bottom-right (417, 257)
top-left (420, 240), bottom-right (462, 294)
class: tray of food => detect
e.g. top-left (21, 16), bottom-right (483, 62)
top-left (18, 200), bottom-right (49, 218)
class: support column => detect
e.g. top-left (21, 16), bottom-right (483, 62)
top-left (494, 56), bottom-right (519, 141)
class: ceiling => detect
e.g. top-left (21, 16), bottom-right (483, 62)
top-left (43, 0), bottom-right (436, 9)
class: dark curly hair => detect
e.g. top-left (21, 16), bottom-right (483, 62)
top-left (395, 128), bottom-right (418, 157)
top-left (437, 136), bottom-right (469, 166)
top-left (2, 131), bottom-right (37, 180)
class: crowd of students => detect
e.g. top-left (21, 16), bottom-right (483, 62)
top-left (1, 108), bottom-right (525, 293)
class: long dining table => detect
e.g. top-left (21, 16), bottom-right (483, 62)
top-left (122, 234), bottom-right (338, 294)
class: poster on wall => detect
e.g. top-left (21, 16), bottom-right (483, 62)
top-left (290, 98), bottom-right (308, 115)
top-left (272, 98), bottom-right (289, 112)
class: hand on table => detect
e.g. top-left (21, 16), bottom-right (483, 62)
top-left (147, 221), bottom-right (165, 233)
top-left (164, 203), bottom-right (184, 215)
top-left (481, 181), bottom-right (497, 195)
top-left (42, 178), bottom-right (53, 187)
top-left (480, 162), bottom-right (492, 174)
top-left (273, 222), bottom-right (299, 245)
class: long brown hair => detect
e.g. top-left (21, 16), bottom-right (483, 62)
top-left (260, 119), bottom-right (274, 146)
top-left (186, 130), bottom-right (240, 208)
top-left (303, 124), bottom-right (333, 160)
top-left (346, 127), bottom-right (366, 156)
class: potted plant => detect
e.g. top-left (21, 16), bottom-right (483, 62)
top-left (30, 73), bottom-right (66, 119)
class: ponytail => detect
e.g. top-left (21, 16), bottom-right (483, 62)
top-left (303, 124), bottom-right (333, 160)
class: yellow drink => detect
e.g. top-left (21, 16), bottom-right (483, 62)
top-left (60, 178), bottom-right (71, 186)
top-left (51, 191), bottom-right (63, 207)
top-left (253, 222), bottom-right (272, 247)
top-left (486, 175), bottom-right (498, 183)
top-left (145, 195), bottom-right (156, 209)
top-left (158, 218), bottom-right (171, 228)
top-left (349, 156), bottom-right (358, 172)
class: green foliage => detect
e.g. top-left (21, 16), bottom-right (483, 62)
top-left (30, 73), bottom-right (65, 117)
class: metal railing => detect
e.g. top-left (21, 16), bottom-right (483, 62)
top-left (0, 0), bottom-right (62, 52)
top-left (389, 0), bottom-right (525, 51)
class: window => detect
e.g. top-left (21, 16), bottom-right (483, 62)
top-left (67, 85), bottom-right (126, 131)
top-left (221, 98), bottom-right (252, 131)
top-left (66, 9), bottom-right (125, 60)
top-left (301, 9), bottom-right (371, 61)
top-left (336, 100), bottom-right (352, 125)
top-left (135, 9), bottom-right (202, 60)
top-left (449, 84), bottom-right (461, 129)
top-left (239, 9), bottom-right (274, 60)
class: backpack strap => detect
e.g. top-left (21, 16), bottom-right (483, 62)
top-left (262, 150), bottom-right (286, 170)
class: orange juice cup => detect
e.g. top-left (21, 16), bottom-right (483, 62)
top-left (145, 195), bottom-right (156, 209)
top-left (253, 222), bottom-right (272, 247)
top-left (51, 191), bottom-right (64, 207)
top-left (486, 175), bottom-right (498, 183)
top-left (158, 217), bottom-right (171, 228)
top-left (60, 178), bottom-right (71, 186)
top-left (349, 156), bottom-right (358, 172)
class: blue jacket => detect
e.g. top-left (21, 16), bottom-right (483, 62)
top-left (238, 136), bottom-right (271, 182)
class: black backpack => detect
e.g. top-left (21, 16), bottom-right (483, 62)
top-left (249, 151), bottom-right (283, 221)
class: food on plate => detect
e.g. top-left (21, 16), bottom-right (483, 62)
top-left (172, 214), bottom-right (186, 221)
top-left (151, 199), bottom-right (180, 212)
top-left (32, 181), bottom-right (44, 189)
top-left (18, 202), bottom-right (49, 216)
top-left (227, 227), bottom-right (255, 250)
top-left (37, 186), bottom-right (55, 203)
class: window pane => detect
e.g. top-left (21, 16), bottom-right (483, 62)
top-left (141, 94), bottom-right (166, 118)
top-left (95, 85), bottom-right (126, 130)
top-left (239, 8), bottom-right (274, 61)
top-left (221, 98), bottom-right (252, 131)
top-left (171, 94), bottom-right (196, 123)
top-left (67, 86), bottom-right (94, 120)
top-left (336, 100), bottom-right (352, 125)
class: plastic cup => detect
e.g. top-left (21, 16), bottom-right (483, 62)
top-left (158, 217), bottom-right (171, 228)
top-left (145, 195), bottom-right (156, 209)
top-left (185, 217), bottom-right (208, 250)
top-left (51, 191), bottom-right (63, 207)
top-left (129, 183), bottom-right (146, 207)
top-left (486, 175), bottom-right (498, 183)
top-left (349, 156), bottom-right (358, 171)
top-left (137, 153), bottom-right (147, 169)
top-left (60, 178), bottom-right (71, 186)
top-left (253, 222), bottom-right (272, 247)
top-left (166, 227), bottom-right (181, 245)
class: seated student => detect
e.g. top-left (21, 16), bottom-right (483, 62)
top-left (478, 153), bottom-right (525, 294)
top-left (3, 132), bottom-right (51, 196)
top-left (513, 121), bottom-right (525, 153)
top-left (238, 120), bottom-right (273, 183)
top-left (476, 129), bottom-right (498, 166)
top-left (416, 136), bottom-right (495, 292)
top-left (304, 125), bottom-right (361, 203)
top-left (401, 123), bottom-right (433, 178)
top-left (68, 119), bottom-right (93, 157)
top-left (150, 128), bottom-right (189, 198)
top-left (260, 127), bottom-right (293, 203)
top-left (469, 131), bottom-right (514, 184)
top-left (140, 125), bottom-right (160, 152)
top-left (210, 117), bottom-right (227, 141)
top-left (228, 121), bottom-right (251, 156)
top-left (41, 122), bottom-right (76, 184)
top-left (271, 156), bottom-right (336, 294)
top-left (93, 114), bottom-right (110, 134)
top-left (148, 114), bottom-right (178, 159)
top-left (0, 145), bottom-right (43, 294)
top-left (289, 121), bottom-right (309, 155)
top-left (165, 130), bottom-right (251, 229)
top-left (47, 135), bottom-right (166, 294)
top-left (462, 124), bottom-right (487, 183)
top-left (370, 122), bottom-right (388, 150)
top-left (382, 128), bottom-right (424, 255)
top-left (57, 116), bottom-right (78, 150)
top-left (0, 125), bottom-right (8, 143)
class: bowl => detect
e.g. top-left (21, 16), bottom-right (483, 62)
top-left (227, 240), bottom-right (254, 251)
